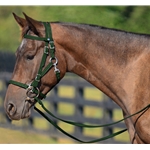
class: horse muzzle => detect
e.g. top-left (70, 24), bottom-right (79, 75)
top-left (5, 98), bottom-right (34, 120)
top-left (4, 84), bottom-right (39, 120)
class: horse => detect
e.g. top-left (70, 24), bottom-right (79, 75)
top-left (4, 12), bottom-right (150, 144)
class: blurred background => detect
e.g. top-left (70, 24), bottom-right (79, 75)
top-left (1, 6), bottom-right (150, 52)
top-left (0, 6), bottom-right (150, 144)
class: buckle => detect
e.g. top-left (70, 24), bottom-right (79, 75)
top-left (44, 46), bottom-right (49, 54)
top-left (49, 41), bottom-right (55, 49)
top-left (35, 74), bottom-right (41, 82)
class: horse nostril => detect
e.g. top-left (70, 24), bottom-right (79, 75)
top-left (7, 103), bottom-right (16, 116)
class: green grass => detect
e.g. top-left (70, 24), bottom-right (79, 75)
top-left (0, 126), bottom-right (75, 144)
top-left (0, 127), bottom-right (57, 144)
top-left (1, 6), bottom-right (150, 53)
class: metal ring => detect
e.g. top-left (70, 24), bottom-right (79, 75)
top-left (26, 85), bottom-right (40, 100)
top-left (49, 57), bottom-right (58, 66)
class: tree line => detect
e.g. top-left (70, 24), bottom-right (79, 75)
top-left (0, 6), bottom-right (150, 52)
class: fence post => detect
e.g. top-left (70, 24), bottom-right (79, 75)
top-left (74, 87), bottom-right (84, 138)
top-left (102, 96), bottom-right (113, 143)
top-left (49, 87), bottom-right (58, 134)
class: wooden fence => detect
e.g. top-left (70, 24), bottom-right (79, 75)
top-left (0, 52), bottom-right (129, 144)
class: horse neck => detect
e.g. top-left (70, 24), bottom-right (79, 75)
top-left (52, 23), bottom-right (149, 113)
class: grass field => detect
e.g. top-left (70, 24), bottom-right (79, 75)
top-left (0, 79), bottom-right (130, 144)
top-left (0, 127), bottom-right (57, 144)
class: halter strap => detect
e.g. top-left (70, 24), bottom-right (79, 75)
top-left (24, 22), bottom-right (53, 42)
top-left (9, 22), bottom-right (60, 100)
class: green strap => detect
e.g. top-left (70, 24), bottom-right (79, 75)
top-left (34, 106), bottom-right (127, 143)
top-left (10, 22), bottom-right (60, 96)
top-left (31, 46), bottom-right (49, 87)
top-left (56, 71), bottom-right (60, 82)
top-left (41, 62), bottom-right (54, 77)
top-left (25, 22), bottom-right (60, 87)
top-left (9, 80), bottom-right (46, 99)
top-left (24, 22), bottom-right (53, 43)
top-left (43, 22), bottom-right (55, 59)
top-left (34, 97), bottom-right (150, 143)
top-left (24, 34), bottom-right (48, 42)
top-left (35, 97), bottom-right (150, 128)
top-left (43, 22), bottom-right (51, 39)
top-left (9, 80), bottom-right (28, 89)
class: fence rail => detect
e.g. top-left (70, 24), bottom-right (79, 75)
top-left (0, 52), bottom-right (129, 144)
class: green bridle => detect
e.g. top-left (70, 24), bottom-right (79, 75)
top-left (9, 22), bottom-right (150, 143)
top-left (9, 22), bottom-right (60, 101)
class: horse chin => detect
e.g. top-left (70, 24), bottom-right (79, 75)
top-left (21, 101), bottom-right (33, 119)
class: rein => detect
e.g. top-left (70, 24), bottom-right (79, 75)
top-left (9, 21), bottom-right (150, 143)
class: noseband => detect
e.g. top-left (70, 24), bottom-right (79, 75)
top-left (9, 22), bottom-right (60, 101)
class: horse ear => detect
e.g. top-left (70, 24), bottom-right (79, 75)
top-left (12, 12), bottom-right (27, 28)
top-left (23, 12), bottom-right (43, 36)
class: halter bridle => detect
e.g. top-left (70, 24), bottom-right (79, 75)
top-left (9, 22), bottom-right (60, 101)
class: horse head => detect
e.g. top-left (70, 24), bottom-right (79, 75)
top-left (4, 13), bottom-right (67, 120)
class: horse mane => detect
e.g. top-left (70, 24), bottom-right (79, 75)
top-left (54, 21), bottom-right (150, 68)
top-left (20, 21), bottom-right (150, 41)
top-left (92, 24), bottom-right (150, 38)
top-left (58, 21), bottom-right (150, 38)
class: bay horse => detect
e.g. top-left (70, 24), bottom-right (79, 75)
top-left (4, 13), bottom-right (150, 143)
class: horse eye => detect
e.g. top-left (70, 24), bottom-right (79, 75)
top-left (26, 55), bottom-right (34, 60)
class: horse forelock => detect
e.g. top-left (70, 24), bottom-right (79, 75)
top-left (20, 26), bottom-right (29, 40)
